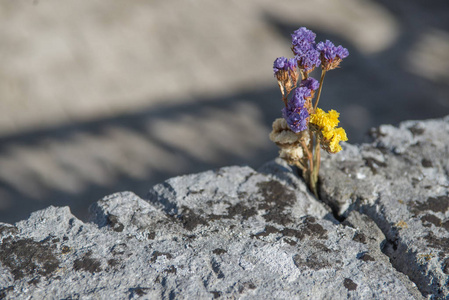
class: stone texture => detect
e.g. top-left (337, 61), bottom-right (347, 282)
top-left (320, 116), bottom-right (449, 298)
top-left (0, 160), bottom-right (422, 299)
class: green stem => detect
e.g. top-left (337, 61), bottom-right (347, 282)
top-left (313, 70), bottom-right (327, 111)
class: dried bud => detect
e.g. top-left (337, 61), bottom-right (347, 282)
top-left (269, 118), bottom-right (298, 145)
top-left (269, 118), bottom-right (310, 164)
top-left (279, 147), bottom-right (304, 165)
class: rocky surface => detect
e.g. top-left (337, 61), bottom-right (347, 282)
top-left (1, 116), bottom-right (449, 299)
top-left (0, 165), bottom-right (419, 299)
top-left (320, 116), bottom-right (449, 298)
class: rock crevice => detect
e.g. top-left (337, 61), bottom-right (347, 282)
top-left (319, 116), bottom-right (449, 299)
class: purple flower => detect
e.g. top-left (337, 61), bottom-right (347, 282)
top-left (282, 106), bottom-right (309, 133)
top-left (316, 40), bottom-right (349, 70)
top-left (296, 49), bottom-right (321, 71)
top-left (273, 57), bottom-right (288, 74)
top-left (288, 87), bottom-right (309, 109)
top-left (291, 27), bottom-right (321, 71)
top-left (316, 40), bottom-right (349, 60)
top-left (288, 58), bottom-right (297, 70)
top-left (291, 27), bottom-right (316, 48)
top-left (300, 77), bottom-right (319, 91)
top-left (273, 57), bottom-right (297, 74)
top-left (282, 87), bottom-right (310, 133)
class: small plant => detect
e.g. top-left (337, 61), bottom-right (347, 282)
top-left (269, 27), bottom-right (349, 198)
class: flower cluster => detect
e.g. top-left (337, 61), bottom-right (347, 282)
top-left (300, 77), bottom-right (319, 91)
top-left (269, 118), bottom-right (305, 165)
top-left (273, 57), bottom-right (297, 74)
top-left (316, 40), bottom-right (349, 71)
top-left (310, 108), bottom-right (348, 153)
top-left (273, 57), bottom-right (299, 99)
top-left (291, 27), bottom-right (321, 72)
top-left (281, 77), bottom-right (320, 133)
top-left (269, 26), bottom-right (349, 197)
top-left (282, 87), bottom-right (309, 133)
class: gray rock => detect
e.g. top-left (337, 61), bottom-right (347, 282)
top-left (320, 115), bottom-right (449, 298)
top-left (0, 160), bottom-right (422, 299)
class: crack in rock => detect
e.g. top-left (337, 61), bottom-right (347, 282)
top-left (319, 116), bottom-right (449, 299)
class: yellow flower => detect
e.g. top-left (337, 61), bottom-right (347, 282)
top-left (310, 108), bottom-right (340, 131)
top-left (310, 108), bottom-right (348, 153)
top-left (328, 127), bottom-right (348, 153)
top-left (327, 110), bottom-right (340, 128)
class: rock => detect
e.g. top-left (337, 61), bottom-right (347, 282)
top-left (320, 115), bottom-right (449, 298)
top-left (0, 160), bottom-right (422, 299)
top-left (146, 164), bottom-right (331, 228)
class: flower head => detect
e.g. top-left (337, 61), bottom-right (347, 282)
top-left (282, 87), bottom-right (310, 133)
top-left (300, 77), bottom-right (319, 91)
top-left (327, 127), bottom-right (347, 153)
top-left (273, 57), bottom-right (299, 96)
top-left (282, 106), bottom-right (309, 133)
top-left (310, 108), bottom-right (339, 130)
top-left (288, 87), bottom-right (309, 109)
top-left (291, 27), bottom-right (316, 48)
top-left (310, 108), bottom-right (347, 153)
top-left (316, 40), bottom-right (349, 71)
top-left (273, 57), bottom-right (297, 74)
top-left (291, 27), bottom-right (321, 71)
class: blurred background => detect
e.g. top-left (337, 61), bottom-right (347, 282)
top-left (1, 0), bottom-right (448, 223)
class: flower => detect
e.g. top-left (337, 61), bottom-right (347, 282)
top-left (273, 57), bottom-right (297, 75)
top-left (273, 57), bottom-right (299, 95)
top-left (288, 87), bottom-right (309, 108)
top-left (269, 118), bottom-right (309, 165)
top-left (316, 40), bottom-right (349, 71)
top-left (291, 27), bottom-right (316, 48)
top-left (300, 77), bottom-right (319, 91)
top-left (282, 107), bottom-right (309, 133)
top-left (282, 87), bottom-right (310, 133)
top-left (291, 27), bottom-right (321, 71)
top-left (297, 78), bottom-right (318, 113)
top-left (310, 108), bottom-right (340, 130)
top-left (310, 108), bottom-right (347, 153)
top-left (327, 127), bottom-right (347, 153)
top-left (269, 118), bottom-right (300, 145)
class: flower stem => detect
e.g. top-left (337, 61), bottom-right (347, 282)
top-left (282, 96), bottom-right (288, 107)
top-left (300, 140), bottom-right (313, 172)
top-left (294, 160), bottom-right (306, 173)
top-left (313, 70), bottom-right (327, 111)
top-left (277, 81), bottom-right (288, 107)
top-left (308, 129), bottom-right (314, 158)
top-left (310, 136), bottom-right (321, 198)
top-left (300, 139), bottom-right (314, 194)
top-left (300, 69), bottom-right (308, 81)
